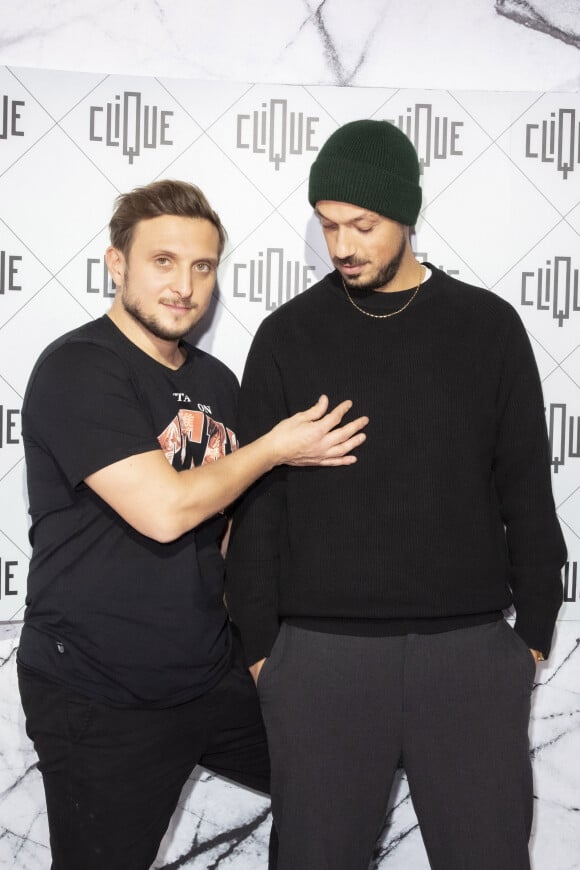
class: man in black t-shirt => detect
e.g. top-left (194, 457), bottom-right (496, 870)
top-left (18, 179), bottom-right (368, 870)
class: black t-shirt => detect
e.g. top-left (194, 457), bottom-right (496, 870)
top-left (19, 316), bottom-right (239, 708)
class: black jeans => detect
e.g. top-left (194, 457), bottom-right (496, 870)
top-left (18, 636), bottom-right (275, 870)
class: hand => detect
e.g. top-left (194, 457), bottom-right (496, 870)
top-left (268, 395), bottom-right (369, 467)
top-left (529, 648), bottom-right (543, 664)
top-left (249, 658), bottom-right (267, 685)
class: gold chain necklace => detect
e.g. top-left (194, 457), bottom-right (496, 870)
top-left (341, 266), bottom-right (425, 319)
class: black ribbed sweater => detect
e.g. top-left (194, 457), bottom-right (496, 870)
top-left (226, 266), bottom-right (566, 664)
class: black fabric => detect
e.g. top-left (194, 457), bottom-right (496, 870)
top-left (257, 621), bottom-right (534, 870)
top-left (18, 632), bottom-right (274, 870)
top-left (226, 266), bottom-right (566, 665)
top-left (20, 315), bottom-right (239, 707)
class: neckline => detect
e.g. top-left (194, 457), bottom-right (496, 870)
top-left (329, 263), bottom-right (435, 314)
top-left (102, 315), bottom-right (193, 373)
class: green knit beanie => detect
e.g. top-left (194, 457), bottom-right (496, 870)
top-left (308, 120), bottom-right (422, 226)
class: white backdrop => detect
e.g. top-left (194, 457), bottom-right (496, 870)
top-left (1, 71), bottom-right (579, 625)
top-left (0, 45), bottom-right (579, 870)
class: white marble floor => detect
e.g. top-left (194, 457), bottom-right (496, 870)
top-left (2, 621), bottom-right (579, 869)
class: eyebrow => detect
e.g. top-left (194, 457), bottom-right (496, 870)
top-left (314, 209), bottom-right (379, 225)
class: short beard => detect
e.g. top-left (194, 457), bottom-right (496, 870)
top-left (342, 234), bottom-right (407, 293)
top-left (120, 268), bottom-right (195, 342)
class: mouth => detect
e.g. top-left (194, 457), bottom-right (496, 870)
top-left (161, 301), bottom-right (197, 312)
top-left (337, 262), bottom-right (366, 278)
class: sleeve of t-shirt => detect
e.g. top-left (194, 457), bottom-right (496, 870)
top-left (23, 340), bottom-right (161, 488)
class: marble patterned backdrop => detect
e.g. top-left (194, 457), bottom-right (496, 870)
top-left (1, 0), bottom-right (579, 91)
top-left (1, 2), bottom-right (579, 868)
top-left (2, 621), bottom-right (579, 868)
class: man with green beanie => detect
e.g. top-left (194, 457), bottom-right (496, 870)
top-left (226, 120), bottom-right (566, 869)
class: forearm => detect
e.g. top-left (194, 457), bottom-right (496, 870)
top-left (225, 328), bottom-right (288, 662)
top-left (226, 566), bottom-right (281, 666)
top-left (495, 311), bottom-right (567, 656)
top-left (511, 567), bottom-right (564, 657)
top-left (226, 467), bottom-right (285, 665)
top-left (163, 432), bottom-right (279, 541)
top-left (162, 396), bottom-right (365, 540)
top-left (502, 467), bottom-right (566, 654)
top-left (86, 395), bottom-right (367, 543)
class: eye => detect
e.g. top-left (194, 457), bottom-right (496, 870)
top-left (194, 262), bottom-right (212, 273)
top-left (155, 256), bottom-right (171, 266)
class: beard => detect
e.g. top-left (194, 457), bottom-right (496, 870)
top-left (120, 269), bottom-right (197, 341)
top-left (339, 234), bottom-right (407, 293)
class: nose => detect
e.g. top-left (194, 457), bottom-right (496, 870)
top-left (172, 265), bottom-right (193, 298)
top-left (333, 227), bottom-right (356, 260)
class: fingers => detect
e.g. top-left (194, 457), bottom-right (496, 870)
top-left (299, 397), bottom-right (362, 431)
top-left (286, 427), bottom-right (367, 467)
top-left (319, 430), bottom-right (367, 463)
top-left (318, 398), bottom-right (354, 429)
top-left (249, 658), bottom-right (266, 685)
top-left (278, 398), bottom-right (369, 468)
top-left (319, 454), bottom-right (358, 467)
top-left (301, 394), bottom-right (330, 421)
top-left (324, 414), bottom-right (369, 444)
top-left (308, 413), bottom-right (368, 465)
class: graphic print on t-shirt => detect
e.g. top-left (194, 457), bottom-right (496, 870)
top-left (157, 409), bottom-right (238, 471)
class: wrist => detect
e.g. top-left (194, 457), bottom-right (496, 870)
top-left (259, 428), bottom-right (285, 469)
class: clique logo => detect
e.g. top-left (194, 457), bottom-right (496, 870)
top-left (563, 561), bottom-right (579, 604)
top-left (0, 404), bottom-right (20, 448)
top-left (521, 257), bottom-right (579, 327)
top-left (547, 403), bottom-right (580, 474)
top-left (0, 250), bottom-right (22, 294)
top-left (386, 104), bottom-right (464, 174)
top-left (232, 247), bottom-right (316, 310)
top-left (86, 256), bottom-right (116, 298)
top-left (236, 99), bottom-right (319, 170)
top-left (525, 108), bottom-right (579, 180)
top-left (0, 94), bottom-right (25, 139)
top-left (0, 556), bottom-right (18, 600)
top-left (89, 91), bottom-right (174, 164)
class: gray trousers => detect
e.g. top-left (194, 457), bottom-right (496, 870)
top-left (257, 619), bottom-right (535, 870)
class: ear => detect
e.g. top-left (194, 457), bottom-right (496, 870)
top-left (105, 246), bottom-right (126, 289)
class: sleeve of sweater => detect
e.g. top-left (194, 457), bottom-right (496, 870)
top-left (225, 320), bottom-right (288, 666)
top-left (493, 307), bottom-right (567, 657)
